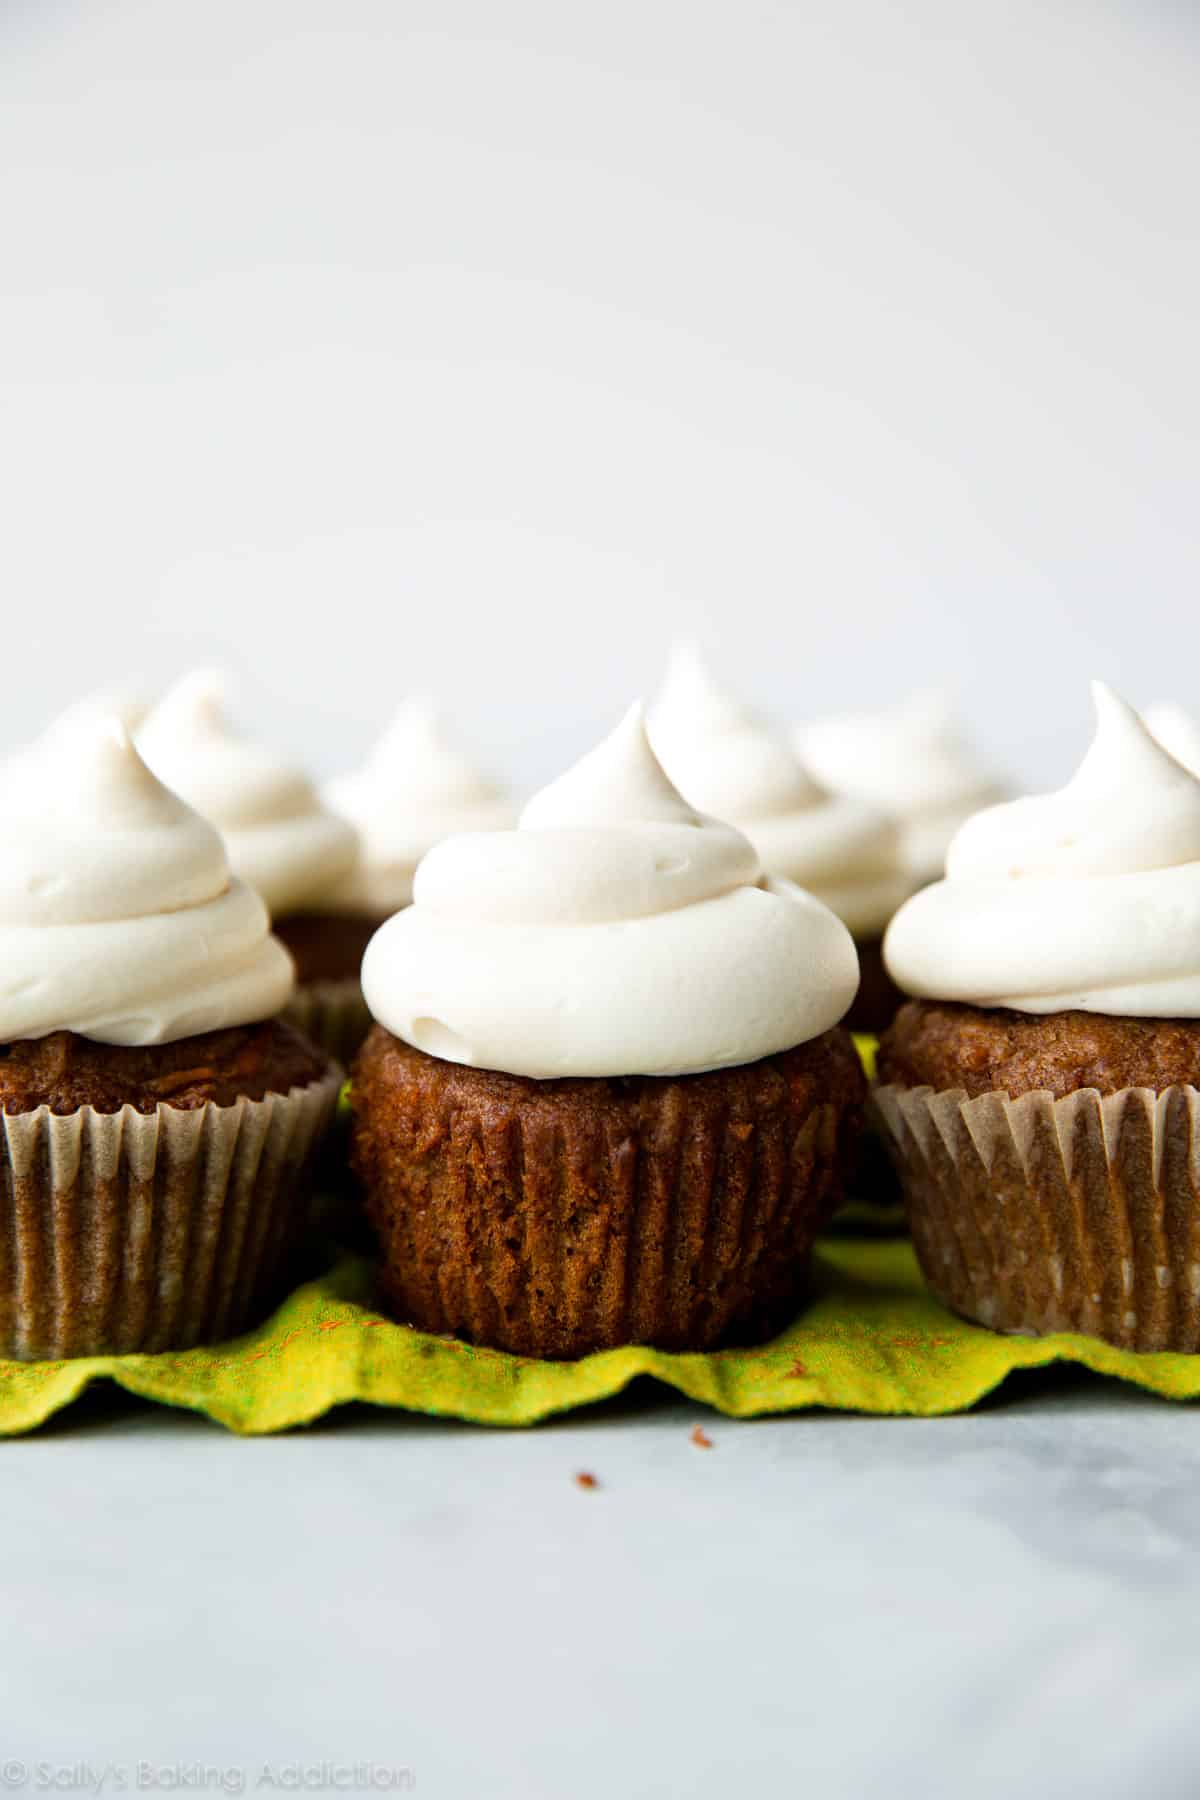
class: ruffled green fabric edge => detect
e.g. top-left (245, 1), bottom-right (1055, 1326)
top-left (3, 1237), bottom-right (1200, 1437)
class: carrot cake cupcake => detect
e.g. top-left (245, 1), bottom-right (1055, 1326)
top-left (350, 704), bottom-right (865, 1358)
top-left (875, 683), bottom-right (1200, 1351)
top-left (0, 708), bottom-right (340, 1359)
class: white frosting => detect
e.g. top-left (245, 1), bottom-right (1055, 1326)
top-left (884, 683), bottom-right (1200, 1016)
top-left (362, 705), bottom-right (859, 1078)
top-left (138, 673), bottom-right (357, 918)
top-left (0, 709), bottom-right (293, 1045)
top-left (797, 691), bottom-right (1003, 884)
top-left (648, 644), bottom-right (909, 938)
top-left (323, 699), bottom-right (513, 915)
top-left (1146, 703), bottom-right (1200, 779)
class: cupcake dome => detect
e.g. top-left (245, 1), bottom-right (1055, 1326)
top-left (884, 682), bottom-right (1200, 1015)
top-left (362, 701), bottom-right (859, 1078)
top-left (137, 671), bottom-right (357, 918)
top-left (323, 697), bottom-right (513, 916)
top-left (797, 691), bottom-right (1003, 886)
top-left (876, 683), bottom-right (1200, 1354)
top-left (647, 643), bottom-right (909, 940)
top-left (2, 706), bottom-right (293, 1044)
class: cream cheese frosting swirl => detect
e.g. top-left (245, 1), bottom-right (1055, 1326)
top-left (647, 644), bottom-right (909, 938)
top-left (323, 699), bottom-right (513, 915)
top-left (362, 705), bottom-right (859, 1078)
top-left (884, 683), bottom-right (1200, 1016)
top-left (797, 691), bottom-right (1004, 885)
top-left (0, 709), bottom-right (294, 1045)
top-left (138, 672), bottom-right (357, 918)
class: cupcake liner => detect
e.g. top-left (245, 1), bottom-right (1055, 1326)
top-left (872, 1081), bottom-right (1200, 1351)
top-left (0, 1069), bottom-right (341, 1361)
top-left (284, 979), bottom-right (373, 1065)
top-left (353, 1070), bottom-right (860, 1359)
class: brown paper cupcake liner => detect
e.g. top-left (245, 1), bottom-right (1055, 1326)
top-left (872, 1081), bottom-right (1200, 1352)
top-left (284, 979), bottom-right (373, 1065)
top-left (0, 1069), bottom-right (341, 1361)
top-left (353, 1052), bottom-right (862, 1359)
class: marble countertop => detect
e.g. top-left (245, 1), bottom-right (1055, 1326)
top-left (6, 1376), bottom-right (1196, 1799)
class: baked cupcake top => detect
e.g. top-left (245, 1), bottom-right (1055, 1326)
top-left (138, 672), bottom-right (357, 918)
top-left (797, 691), bottom-right (1003, 885)
top-left (322, 698), bottom-right (513, 915)
top-left (362, 704), bottom-right (859, 1078)
top-left (884, 683), bottom-right (1200, 1017)
top-left (648, 644), bottom-right (909, 939)
top-left (0, 709), bottom-right (293, 1045)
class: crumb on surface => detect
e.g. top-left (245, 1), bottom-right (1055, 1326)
top-left (690, 1425), bottom-right (714, 1448)
top-left (574, 1470), bottom-right (599, 1490)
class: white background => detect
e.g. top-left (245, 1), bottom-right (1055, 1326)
top-left (2, 0), bottom-right (1197, 792)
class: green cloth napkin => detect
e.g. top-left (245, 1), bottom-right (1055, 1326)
top-left (4, 1236), bottom-right (1200, 1437)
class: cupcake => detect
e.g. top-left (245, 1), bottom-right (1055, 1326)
top-left (874, 683), bottom-right (1200, 1352)
top-left (350, 704), bottom-right (865, 1358)
top-left (0, 709), bottom-right (341, 1360)
top-left (797, 690), bottom-right (1004, 888)
top-left (318, 698), bottom-right (513, 1056)
top-left (138, 672), bottom-right (360, 1060)
top-left (648, 643), bottom-right (910, 1031)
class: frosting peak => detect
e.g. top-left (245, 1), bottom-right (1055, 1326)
top-left (647, 647), bottom-right (908, 938)
top-left (522, 700), bottom-right (705, 829)
top-left (0, 709), bottom-right (293, 1044)
top-left (362, 707), bottom-right (859, 1078)
top-left (3, 709), bottom-right (222, 927)
top-left (323, 699), bottom-right (513, 915)
top-left (138, 672), bottom-right (357, 917)
top-left (948, 683), bottom-right (1200, 881)
top-left (885, 683), bottom-right (1200, 1017)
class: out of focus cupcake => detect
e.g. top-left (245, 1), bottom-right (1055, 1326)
top-left (317, 699), bottom-right (513, 1056)
top-left (138, 673), bottom-right (359, 1060)
top-left (797, 691), bottom-right (1004, 888)
top-left (648, 644), bottom-right (910, 1031)
top-left (875, 684), bottom-right (1200, 1352)
top-left (351, 705), bottom-right (865, 1358)
top-left (0, 709), bottom-right (340, 1359)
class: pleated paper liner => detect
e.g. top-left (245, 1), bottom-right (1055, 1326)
top-left (352, 1037), bottom-right (863, 1359)
top-left (0, 1070), bottom-right (341, 1361)
top-left (872, 1082), bottom-right (1200, 1351)
top-left (5, 1235), bottom-right (1200, 1436)
top-left (284, 978), bottom-right (373, 1066)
